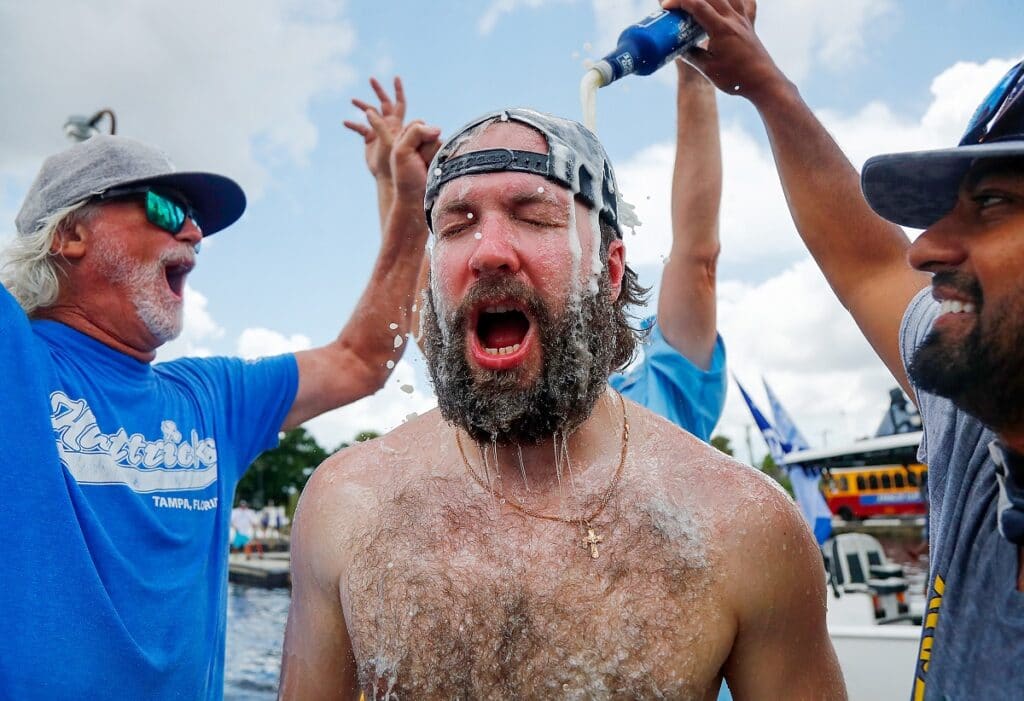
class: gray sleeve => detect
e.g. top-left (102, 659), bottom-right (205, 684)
top-left (899, 287), bottom-right (941, 464)
top-left (898, 286), bottom-right (938, 378)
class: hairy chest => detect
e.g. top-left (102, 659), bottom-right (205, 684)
top-left (342, 483), bottom-right (732, 700)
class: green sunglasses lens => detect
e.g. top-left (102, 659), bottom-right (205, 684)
top-left (145, 190), bottom-right (187, 233)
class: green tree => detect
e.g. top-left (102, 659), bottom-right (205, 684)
top-left (237, 427), bottom-right (329, 507)
top-left (759, 453), bottom-right (794, 497)
top-left (710, 434), bottom-right (734, 457)
top-left (332, 429), bottom-right (381, 453)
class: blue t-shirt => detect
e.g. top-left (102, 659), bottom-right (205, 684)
top-left (610, 317), bottom-right (727, 441)
top-left (0, 284), bottom-right (298, 700)
top-left (900, 288), bottom-right (1024, 700)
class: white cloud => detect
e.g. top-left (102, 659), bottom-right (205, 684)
top-left (0, 0), bottom-right (357, 198)
top-left (713, 258), bottom-right (899, 462)
top-left (755, 0), bottom-right (894, 81)
top-left (302, 355), bottom-right (437, 450)
top-left (156, 284), bottom-right (224, 360)
top-left (236, 328), bottom-right (313, 359)
top-left (616, 123), bottom-right (803, 268)
top-left (617, 55), bottom-right (1022, 462)
top-left (478, 0), bottom-right (570, 35)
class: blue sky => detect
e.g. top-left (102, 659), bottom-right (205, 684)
top-left (1, 0), bottom-right (1021, 459)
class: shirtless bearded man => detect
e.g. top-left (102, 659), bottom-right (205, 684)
top-left (280, 109), bottom-right (845, 700)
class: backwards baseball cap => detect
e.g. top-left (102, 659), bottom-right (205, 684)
top-left (15, 134), bottom-right (246, 237)
top-left (862, 59), bottom-right (1024, 229)
top-left (424, 108), bottom-right (627, 237)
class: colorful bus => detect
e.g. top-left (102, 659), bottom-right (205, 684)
top-left (783, 431), bottom-right (927, 522)
top-left (824, 464), bottom-right (927, 521)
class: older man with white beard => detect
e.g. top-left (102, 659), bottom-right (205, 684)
top-left (280, 109), bottom-right (845, 700)
top-left (0, 128), bottom-right (438, 700)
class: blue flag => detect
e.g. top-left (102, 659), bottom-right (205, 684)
top-left (764, 377), bottom-right (810, 451)
top-left (734, 377), bottom-right (790, 463)
top-left (735, 376), bottom-right (832, 544)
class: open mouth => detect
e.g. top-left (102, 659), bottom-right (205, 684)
top-left (470, 301), bottom-right (534, 369)
top-left (164, 262), bottom-right (193, 299)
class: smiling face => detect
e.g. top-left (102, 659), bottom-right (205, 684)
top-left (907, 157), bottom-right (1024, 431)
top-left (422, 121), bottom-right (627, 444)
top-left (76, 198), bottom-right (199, 347)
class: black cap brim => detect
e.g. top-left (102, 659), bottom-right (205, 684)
top-left (862, 140), bottom-right (1024, 229)
top-left (116, 171), bottom-right (246, 236)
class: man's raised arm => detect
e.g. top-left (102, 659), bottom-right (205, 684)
top-left (657, 59), bottom-right (723, 370)
top-left (281, 121), bottom-right (441, 430)
top-left (664, 0), bottom-right (929, 393)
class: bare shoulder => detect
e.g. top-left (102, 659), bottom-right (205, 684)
top-left (293, 410), bottom-right (447, 571)
top-left (626, 399), bottom-right (817, 574)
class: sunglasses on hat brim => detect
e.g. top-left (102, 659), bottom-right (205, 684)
top-left (95, 187), bottom-right (200, 236)
top-left (960, 59), bottom-right (1024, 146)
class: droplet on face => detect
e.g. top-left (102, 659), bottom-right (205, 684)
top-left (386, 360), bottom-right (395, 369)
top-left (466, 212), bottom-right (474, 220)
top-left (474, 232), bottom-right (482, 240)
top-left (394, 334), bottom-right (404, 348)
top-left (388, 322), bottom-right (398, 330)
top-left (537, 186), bottom-right (545, 194)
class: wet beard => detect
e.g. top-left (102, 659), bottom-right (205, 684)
top-left (423, 275), bottom-right (619, 445)
top-left (909, 280), bottom-right (1024, 432)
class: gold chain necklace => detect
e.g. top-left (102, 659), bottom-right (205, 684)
top-left (455, 392), bottom-right (629, 559)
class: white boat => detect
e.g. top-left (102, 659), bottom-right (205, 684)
top-left (824, 532), bottom-right (923, 701)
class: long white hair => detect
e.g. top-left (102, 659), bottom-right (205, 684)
top-left (1, 201), bottom-right (97, 314)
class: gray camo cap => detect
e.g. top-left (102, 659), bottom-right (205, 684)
top-left (16, 134), bottom-right (246, 237)
top-left (424, 108), bottom-right (624, 237)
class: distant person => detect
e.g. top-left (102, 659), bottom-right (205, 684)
top-left (231, 500), bottom-right (263, 559)
top-left (261, 498), bottom-right (287, 539)
top-left (345, 66), bottom-right (727, 442)
top-left (281, 106), bottom-right (844, 699)
top-left (663, 0), bottom-right (1024, 695)
top-left (0, 128), bottom-right (437, 699)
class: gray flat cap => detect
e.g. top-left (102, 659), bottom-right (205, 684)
top-left (16, 134), bottom-right (246, 236)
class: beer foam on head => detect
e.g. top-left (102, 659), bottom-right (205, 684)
top-left (424, 107), bottom-right (642, 308)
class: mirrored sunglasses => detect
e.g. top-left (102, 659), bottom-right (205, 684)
top-left (96, 187), bottom-right (199, 235)
top-left (960, 59), bottom-right (1024, 146)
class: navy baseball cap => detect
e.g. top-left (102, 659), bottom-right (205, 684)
top-left (16, 134), bottom-right (246, 237)
top-left (862, 59), bottom-right (1024, 229)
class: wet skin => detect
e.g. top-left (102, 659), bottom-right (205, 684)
top-left (429, 122), bottom-right (624, 384)
top-left (282, 402), bottom-right (840, 700)
top-left (279, 122), bottom-right (844, 700)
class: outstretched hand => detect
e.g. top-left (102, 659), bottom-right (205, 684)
top-left (662, 0), bottom-right (784, 100)
top-left (390, 121), bottom-right (443, 201)
top-left (343, 77), bottom-right (408, 181)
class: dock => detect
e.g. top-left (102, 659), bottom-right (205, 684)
top-left (833, 516), bottom-right (925, 539)
top-left (228, 551), bottom-right (291, 588)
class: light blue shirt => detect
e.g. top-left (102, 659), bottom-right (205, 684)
top-left (610, 316), bottom-right (727, 441)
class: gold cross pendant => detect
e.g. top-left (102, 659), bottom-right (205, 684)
top-left (583, 527), bottom-right (604, 559)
